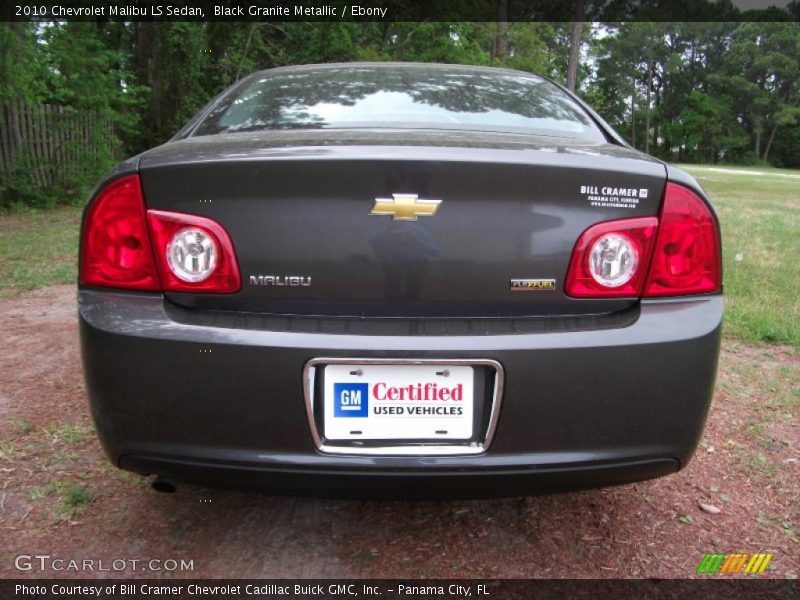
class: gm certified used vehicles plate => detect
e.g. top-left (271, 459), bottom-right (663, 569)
top-left (79, 63), bottom-right (722, 498)
top-left (307, 358), bottom-right (503, 454)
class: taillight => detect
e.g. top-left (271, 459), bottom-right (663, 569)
top-left (80, 175), bottom-right (160, 291)
top-left (565, 183), bottom-right (721, 299)
top-left (147, 210), bottom-right (240, 293)
top-left (565, 217), bottom-right (658, 297)
top-left (644, 183), bottom-right (721, 297)
top-left (80, 175), bottom-right (240, 293)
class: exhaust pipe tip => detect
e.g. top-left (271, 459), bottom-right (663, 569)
top-left (151, 477), bottom-right (177, 494)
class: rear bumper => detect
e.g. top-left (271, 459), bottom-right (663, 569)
top-left (120, 454), bottom-right (679, 499)
top-left (79, 290), bottom-right (722, 498)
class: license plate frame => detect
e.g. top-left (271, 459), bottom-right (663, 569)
top-left (303, 358), bottom-right (504, 456)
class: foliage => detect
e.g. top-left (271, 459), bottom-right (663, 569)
top-left (591, 21), bottom-right (800, 166)
top-left (1, 106), bottom-right (120, 210)
top-left (0, 19), bottom-right (799, 208)
top-left (1, 23), bottom-right (134, 208)
top-left (0, 22), bottom-right (48, 104)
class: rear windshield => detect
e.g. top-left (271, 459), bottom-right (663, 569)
top-left (191, 65), bottom-right (606, 142)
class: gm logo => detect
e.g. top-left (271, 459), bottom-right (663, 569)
top-left (334, 383), bottom-right (368, 417)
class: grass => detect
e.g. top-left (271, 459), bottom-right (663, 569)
top-left (11, 416), bottom-right (32, 435)
top-left (0, 441), bottom-right (21, 462)
top-left (26, 478), bottom-right (94, 521)
top-left (740, 449), bottom-right (780, 479)
top-left (678, 164), bottom-right (799, 347)
top-left (42, 421), bottom-right (93, 445)
top-left (0, 205), bottom-right (83, 299)
top-left (0, 165), bottom-right (798, 346)
top-left (57, 484), bottom-right (94, 521)
top-left (28, 479), bottom-right (61, 501)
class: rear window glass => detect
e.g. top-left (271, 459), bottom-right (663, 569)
top-left (191, 65), bottom-right (606, 141)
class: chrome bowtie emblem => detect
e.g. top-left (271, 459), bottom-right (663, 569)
top-left (370, 194), bottom-right (442, 221)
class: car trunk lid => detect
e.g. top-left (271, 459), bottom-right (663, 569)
top-left (138, 130), bottom-right (667, 317)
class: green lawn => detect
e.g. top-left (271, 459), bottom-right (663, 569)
top-left (0, 205), bottom-right (83, 299)
top-left (1, 165), bottom-right (798, 346)
top-left (680, 164), bottom-right (800, 347)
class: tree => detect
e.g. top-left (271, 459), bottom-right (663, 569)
top-left (565, 0), bottom-right (585, 92)
top-left (0, 22), bottom-right (47, 103)
top-left (493, 0), bottom-right (508, 59)
top-left (4, 16), bottom-right (800, 208)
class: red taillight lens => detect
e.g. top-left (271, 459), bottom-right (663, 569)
top-left (147, 210), bottom-right (241, 293)
top-left (644, 183), bottom-right (721, 297)
top-left (81, 175), bottom-right (241, 294)
top-left (565, 217), bottom-right (659, 297)
top-left (80, 175), bottom-right (160, 291)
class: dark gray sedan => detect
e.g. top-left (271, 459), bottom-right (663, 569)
top-left (79, 63), bottom-right (722, 497)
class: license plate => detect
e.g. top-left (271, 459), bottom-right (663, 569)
top-left (323, 364), bottom-right (474, 441)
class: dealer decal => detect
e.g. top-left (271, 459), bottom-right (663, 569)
top-left (580, 185), bottom-right (649, 209)
top-left (333, 381), bottom-right (464, 417)
top-left (323, 364), bottom-right (474, 440)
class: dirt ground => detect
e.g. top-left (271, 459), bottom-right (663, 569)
top-left (0, 285), bottom-right (797, 579)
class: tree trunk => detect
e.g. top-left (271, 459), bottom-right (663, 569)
top-left (653, 121), bottom-right (659, 155)
top-left (380, 22), bottom-right (391, 51)
top-left (493, 0), bottom-right (508, 59)
top-left (644, 58), bottom-right (652, 154)
top-left (130, 23), bottom-right (156, 152)
top-left (652, 85), bottom-right (661, 155)
top-left (133, 23), bottom-right (154, 89)
top-left (754, 128), bottom-right (761, 159)
top-left (630, 76), bottom-right (636, 149)
top-left (235, 24), bottom-right (257, 82)
top-left (565, 0), bottom-right (586, 92)
top-left (762, 123), bottom-right (778, 162)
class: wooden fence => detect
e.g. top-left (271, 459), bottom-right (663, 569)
top-left (0, 102), bottom-right (119, 189)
